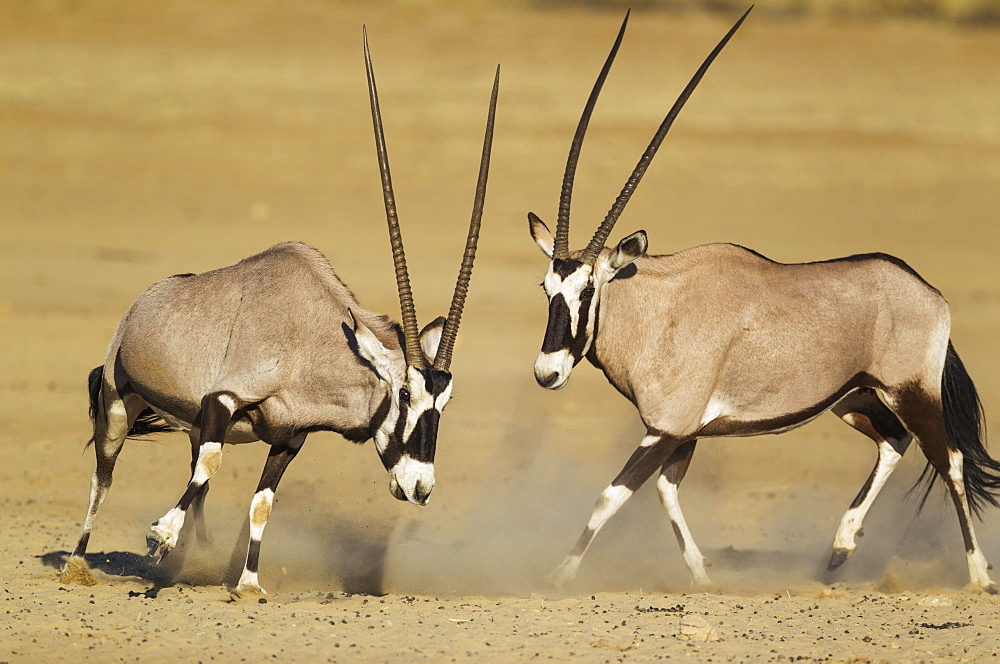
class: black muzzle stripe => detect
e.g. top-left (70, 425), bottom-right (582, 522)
top-left (407, 408), bottom-right (440, 463)
top-left (541, 294), bottom-right (572, 354)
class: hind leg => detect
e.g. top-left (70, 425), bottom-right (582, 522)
top-left (655, 441), bottom-right (711, 586)
top-left (827, 389), bottom-right (913, 570)
top-left (65, 384), bottom-right (146, 575)
top-left (147, 391), bottom-right (238, 561)
top-left (885, 387), bottom-right (997, 593)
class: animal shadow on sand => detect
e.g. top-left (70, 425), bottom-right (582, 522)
top-left (41, 550), bottom-right (173, 595)
top-left (41, 516), bottom-right (391, 597)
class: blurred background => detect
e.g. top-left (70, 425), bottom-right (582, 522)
top-left (1, 0), bottom-right (998, 596)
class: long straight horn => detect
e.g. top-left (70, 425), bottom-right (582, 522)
top-left (580, 6), bottom-right (753, 266)
top-left (554, 10), bottom-right (629, 260)
top-left (364, 28), bottom-right (426, 368)
top-left (434, 65), bottom-right (500, 373)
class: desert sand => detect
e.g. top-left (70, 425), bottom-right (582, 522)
top-left (2, 1), bottom-right (999, 661)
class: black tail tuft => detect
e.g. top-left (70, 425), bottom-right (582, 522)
top-left (915, 342), bottom-right (1000, 518)
top-left (86, 366), bottom-right (104, 446)
top-left (129, 409), bottom-right (176, 438)
top-left (86, 365), bottom-right (175, 446)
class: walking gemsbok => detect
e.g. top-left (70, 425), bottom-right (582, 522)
top-left (63, 31), bottom-right (499, 595)
top-left (529, 7), bottom-right (1000, 592)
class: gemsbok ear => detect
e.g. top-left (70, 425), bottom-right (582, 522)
top-left (608, 230), bottom-right (647, 271)
top-left (528, 212), bottom-right (555, 259)
top-left (419, 316), bottom-right (446, 365)
top-left (345, 310), bottom-right (396, 379)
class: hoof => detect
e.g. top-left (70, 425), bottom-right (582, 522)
top-left (985, 583), bottom-right (998, 595)
top-left (543, 565), bottom-right (574, 592)
top-left (145, 532), bottom-right (173, 562)
top-left (60, 557), bottom-right (98, 587)
top-left (691, 573), bottom-right (715, 589)
top-left (231, 583), bottom-right (267, 600)
top-left (827, 548), bottom-right (853, 571)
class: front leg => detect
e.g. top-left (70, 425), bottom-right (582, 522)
top-left (147, 392), bottom-right (238, 561)
top-left (548, 432), bottom-right (683, 589)
top-left (187, 431), bottom-right (213, 546)
top-left (655, 440), bottom-right (710, 586)
top-left (234, 434), bottom-right (305, 596)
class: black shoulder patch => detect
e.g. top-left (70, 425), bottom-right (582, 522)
top-left (611, 263), bottom-right (637, 281)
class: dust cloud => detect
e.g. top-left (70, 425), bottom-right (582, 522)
top-left (152, 404), bottom-right (993, 598)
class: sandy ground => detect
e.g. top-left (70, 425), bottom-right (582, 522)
top-left (2, 1), bottom-right (1000, 661)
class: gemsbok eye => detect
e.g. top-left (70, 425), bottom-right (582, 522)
top-left (582, 286), bottom-right (595, 298)
top-left (399, 387), bottom-right (411, 404)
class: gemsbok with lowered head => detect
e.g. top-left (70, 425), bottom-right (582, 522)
top-left (63, 32), bottom-right (499, 595)
top-left (530, 7), bottom-right (999, 593)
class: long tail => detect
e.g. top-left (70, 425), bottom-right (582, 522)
top-left (86, 365), bottom-right (175, 446)
top-left (914, 342), bottom-right (1000, 518)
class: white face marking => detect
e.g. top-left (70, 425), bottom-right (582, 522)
top-left (542, 264), bottom-right (594, 336)
top-left (534, 349), bottom-right (574, 389)
top-left (434, 379), bottom-right (453, 411)
top-left (389, 457), bottom-right (435, 505)
top-left (400, 365), bottom-right (437, 444)
top-left (535, 262), bottom-right (604, 388)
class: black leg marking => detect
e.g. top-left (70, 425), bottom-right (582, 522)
top-left (887, 385), bottom-right (996, 591)
top-left (64, 385), bottom-right (147, 584)
top-left (147, 392), bottom-right (238, 561)
top-left (827, 389), bottom-right (912, 571)
top-left (235, 436), bottom-right (305, 595)
top-left (548, 432), bottom-right (684, 587)
top-left (655, 440), bottom-right (711, 585)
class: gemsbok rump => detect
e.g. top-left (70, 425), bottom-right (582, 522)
top-left (529, 7), bottom-right (1000, 592)
top-left (63, 32), bottom-right (499, 594)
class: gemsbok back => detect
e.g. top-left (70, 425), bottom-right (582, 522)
top-left (529, 7), bottom-right (1000, 593)
top-left (62, 32), bottom-right (499, 595)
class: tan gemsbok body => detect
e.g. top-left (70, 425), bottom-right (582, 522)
top-left (63, 32), bottom-right (499, 595)
top-left (529, 8), bottom-right (1000, 592)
